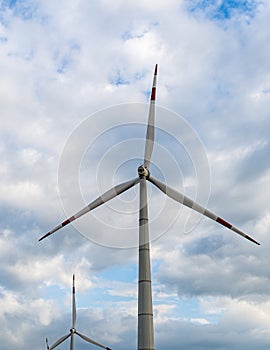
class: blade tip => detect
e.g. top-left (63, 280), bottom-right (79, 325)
top-left (246, 235), bottom-right (260, 245)
top-left (154, 63), bottom-right (158, 75)
top-left (38, 232), bottom-right (50, 242)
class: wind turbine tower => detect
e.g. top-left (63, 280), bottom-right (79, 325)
top-left (45, 274), bottom-right (111, 350)
top-left (40, 65), bottom-right (259, 350)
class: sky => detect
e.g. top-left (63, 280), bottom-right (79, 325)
top-left (0, 0), bottom-right (270, 349)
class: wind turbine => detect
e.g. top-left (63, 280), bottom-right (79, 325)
top-left (40, 64), bottom-right (259, 350)
top-left (45, 274), bottom-right (112, 350)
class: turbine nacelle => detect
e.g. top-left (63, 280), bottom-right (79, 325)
top-left (138, 165), bottom-right (150, 178)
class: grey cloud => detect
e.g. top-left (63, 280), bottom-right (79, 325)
top-left (235, 141), bottom-right (270, 182)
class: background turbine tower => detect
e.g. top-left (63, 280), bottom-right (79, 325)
top-left (40, 64), bottom-right (259, 350)
top-left (45, 274), bottom-right (112, 350)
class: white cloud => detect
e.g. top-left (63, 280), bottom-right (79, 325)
top-left (0, 1), bottom-right (270, 349)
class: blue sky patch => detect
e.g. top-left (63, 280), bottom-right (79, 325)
top-left (109, 69), bottom-right (130, 86)
top-left (172, 297), bottom-right (221, 324)
top-left (1, 0), bottom-right (38, 21)
top-left (101, 263), bottom-right (137, 283)
top-left (262, 87), bottom-right (270, 94)
top-left (0, 36), bottom-right (7, 43)
top-left (55, 43), bottom-right (80, 74)
top-left (121, 22), bottom-right (159, 42)
top-left (186, 0), bottom-right (259, 21)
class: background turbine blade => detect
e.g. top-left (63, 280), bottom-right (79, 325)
top-left (39, 177), bottom-right (139, 241)
top-left (144, 64), bottom-right (158, 169)
top-left (46, 337), bottom-right (50, 350)
top-left (72, 274), bottom-right (76, 329)
top-left (49, 333), bottom-right (71, 350)
top-left (75, 330), bottom-right (110, 349)
top-left (148, 176), bottom-right (260, 245)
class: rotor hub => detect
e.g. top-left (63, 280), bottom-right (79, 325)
top-left (138, 165), bottom-right (150, 178)
top-left (70, 328), bottom-right (76, 334)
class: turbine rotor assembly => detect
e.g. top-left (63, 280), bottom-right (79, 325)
top-left (138, 165), bottom-right (150, 178)
top-left (40, 64), bottom-right (260, 350)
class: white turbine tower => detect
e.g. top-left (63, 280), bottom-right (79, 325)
top-left (45, 274), bottom-right (112, 350)
top-left (40, 64), bottom-right (259, 350)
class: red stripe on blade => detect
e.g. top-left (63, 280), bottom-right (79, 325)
top-left (151, 87), bottom-right (156, 100)
top-left (62, 216), bottom-right (75, 227)
top-left (62, 219), bottom-right (70, 226)
top-left (217, 217), bottom-right (232, 229)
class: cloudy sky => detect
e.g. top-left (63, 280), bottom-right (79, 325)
top-left (1, 0), bottom-right (270, 349)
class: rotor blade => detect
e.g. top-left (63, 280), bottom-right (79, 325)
top-left (72, 274), bottom-right (76, 329)
top-left (75, 330), bottom-right (111, 349)
top-left (144, 64), bottom-right (158, 169)
top-left (46, 338), bottom-right (50, 350)
top-left (49, 333), bottom-right (71, 350)
top-left (70, 332), bottom-right (74, 350)
top-left (148, 176), bottom-right (260, 245)
top-left (39, 177), bottom-right (140, 241)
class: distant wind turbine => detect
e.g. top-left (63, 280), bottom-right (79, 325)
top-left (40, 64), bottom-right (259, 350)
top-left (45, 274), bottom-right (111, 350)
